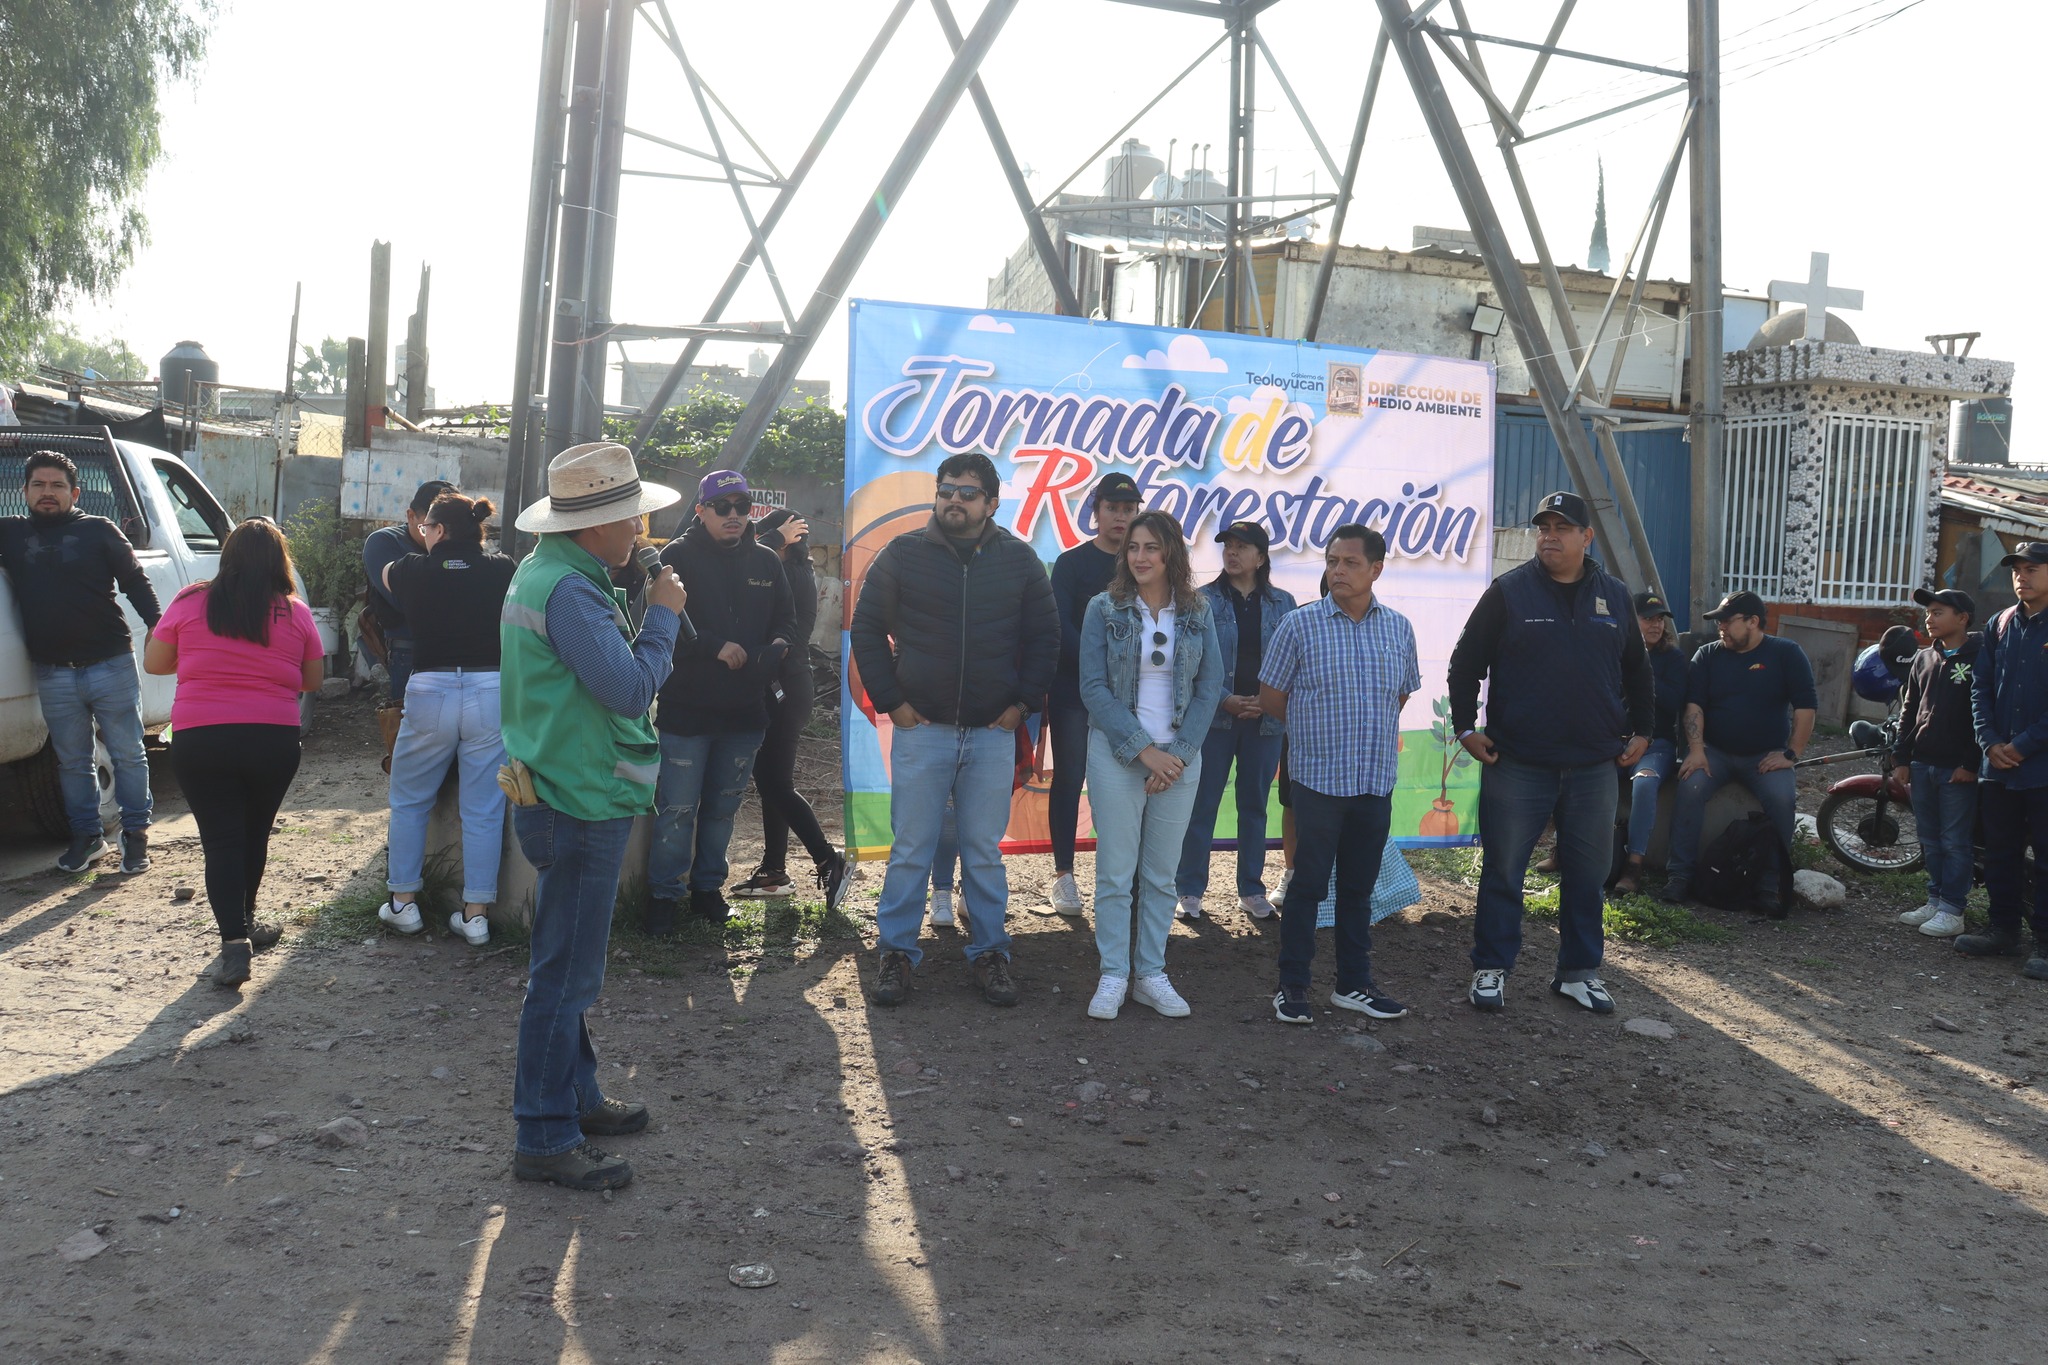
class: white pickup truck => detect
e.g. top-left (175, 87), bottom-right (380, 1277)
top-left (0, 425), bottom-right (312, 837)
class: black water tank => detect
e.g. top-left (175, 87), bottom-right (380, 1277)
top-left (1955, 398), bottom-right (2013, 465)
top-left (160, 340), bottom-right (219, 412)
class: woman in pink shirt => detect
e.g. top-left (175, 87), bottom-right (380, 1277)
top-left (145, 518), bottom-right (324, 988)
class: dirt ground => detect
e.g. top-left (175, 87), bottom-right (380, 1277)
top-left (1, 695), bottom-right (2043, 1364)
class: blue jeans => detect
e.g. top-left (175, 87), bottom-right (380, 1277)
top-left (1624, 739), bottom-right (1676, 858)
top-left (1176, 718), bottom-right (1284, 898)
top-left (1278, 783), bottom-right (1390, 991)
top-left (511, 801), bottom-right (635, 1156)
top-left (1910, 762), bottom-right (1979, 911)
top-left (35, 656), bottom-right (150, 835)
top-left (1473, 756), bottom-right (1615, 980)
top-left (385, 635), bottom-right (414, 703)
top-left (875, 722), bottom-right (1014, 966)
top-left (386, 670), bottom-right (507, 903)
top-left (1089, 730), bottom-right (1200, 978)
top-left (647, 729), bottom-right (764, 900)
top-left (932, 801), bottom-right (958, 891)
top-left (1668, 746), bottom-right (1797, 885)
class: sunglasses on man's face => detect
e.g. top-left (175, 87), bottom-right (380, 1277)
top-left (1151, 630), bottom-right (1168, 667)
top-left (935, 483), bottom-right (987, 502)
top-left (705, 499), bottom-right (750, 518)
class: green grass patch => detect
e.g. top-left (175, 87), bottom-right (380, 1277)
top-left (1523, 881), bottom-right (1737, 948)
top-left (609, 891), bottom-right (865, 975)
top-left (1796, 955), bottom-right (1836, 971)
top-left (1407, 846), bottom-right (1482, 886)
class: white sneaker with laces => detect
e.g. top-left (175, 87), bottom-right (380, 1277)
top-left (1278, 868), bottom-right (1295, 901)
top-left (449, 910), bottom-right (490, 946)
top-left (1050, 873), bottom-right (1084, 917)
top-left (1898, 902), bottom-right (1941, 927)
top-left (1918, 909), bottom-right (1966, 938)
top-left (1132, 973), bottom-right (1192, 1017)
top-left (1175, 895), bottom-right (1204, 920)
top-left (1469, 968), bottom-right (1505, 1012)
top-left (930, 889), bottom-right (955, 927)
top-left (1087, 975), bottom-right (1128, 1020)
top-left (378, 900), bottom-right (424, 934)
top-left (1551, 976), bottom-right (1614, 1014)
top-left (1239, 893), bottom-right (1276, 920)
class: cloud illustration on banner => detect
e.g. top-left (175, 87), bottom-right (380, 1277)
top-left (967, 314), bottom-right (1015, 333)
top-left (1122, 334), bottom-right (1228, 373)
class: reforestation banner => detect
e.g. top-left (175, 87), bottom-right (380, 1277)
top-left (841, 299), bottom-right (1493, 860)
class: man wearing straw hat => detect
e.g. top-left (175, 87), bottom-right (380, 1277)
top-left (501, 442), bottom-right (688, 1191)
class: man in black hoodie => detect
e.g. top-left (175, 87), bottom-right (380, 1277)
top-left (0, 450), bottom-right (161, 874)
top-left (645, 469), bottom-right (797, 932)
top-left (1894, 587), bottom-right (1982, 939)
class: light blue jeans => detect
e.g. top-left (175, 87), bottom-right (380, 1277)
top-left (1624, 739), bottom-right (1677, 858)
top-left (1089, 730), bottom-right (1200, 979)
top-left (35, 656), bottom-right (151, 835)
top-left (386, 669), bottom-right (507, 903)
top-left (648, 729), bottom-right (765, 900)
top-left (1910, 761), bottom-right (1979, 911)
top-left (875, 722), bottom-right (1014, 966)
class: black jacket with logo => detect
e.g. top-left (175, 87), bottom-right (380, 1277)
top-left (655, 520), bottom-right (797, 736)
top-left (1895, 633), bottom-right (1983, 772)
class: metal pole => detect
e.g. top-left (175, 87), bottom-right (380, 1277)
top-left (365, 240), bottom-right (391, 443)
top-left (1374, 0), bottom-right (1644, 589)
top-left (626, 0), bottom-right (915, 454)
top-left (543, 0), bottom-right (610, 465)
top-left (1223, 13), bottom-right (1242, 333)
top-left (1688, 0), bottom-right (1725, 624)
top-left (580, 0), bottom-right (635, 428)
top-left (930, 0), bottom-right (1080, 317)
top-left (714, 0), bottom-right (1020, 472)
top-left (1241, 16), bottom-right (1258, 331)
top-left (506, 0), bottom-right (575, 556)
top-left (1305, 26), bottom-right (1388, 342)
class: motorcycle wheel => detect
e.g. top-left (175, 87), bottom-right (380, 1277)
top-left (1817, 789), bottom-right (1924, 874)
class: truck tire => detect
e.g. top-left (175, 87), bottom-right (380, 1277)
top-left (17, 740), bottom-right (74, 839)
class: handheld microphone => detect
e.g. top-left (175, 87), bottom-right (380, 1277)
top-left (634, 545), bottom-right (697, 642)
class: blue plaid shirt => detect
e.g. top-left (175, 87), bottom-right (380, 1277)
top-left (1260, 595), bottom-right (1420, 798)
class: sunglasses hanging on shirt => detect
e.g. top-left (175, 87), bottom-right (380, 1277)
top-left (1151, 630), bottom-right (1167, 666)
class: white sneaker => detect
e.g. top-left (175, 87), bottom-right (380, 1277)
top-left (378, 900), bottom-right (423, 934)
top-left (1175, 895), bottom-right (1204, 920)
top-left (1919, 910), bottom-right (1966, 938)
top-left (1239, 893), bottom-right (1276, 920)
top-left (1278, 868), bottom-right (1295, 900)
top-left (930, 889), bottom-right (955, 927)
top-left (1132, 973), bottom-right (1191, 1017)
top-left (449, 910), bottom-right (490, 946)
top-left (1050, 873), bottom-right (1084, 917)
top-left (1898, 902), bottom-right (1941, 927)
top-left (1087, 975), bottom-right (1128, 1020)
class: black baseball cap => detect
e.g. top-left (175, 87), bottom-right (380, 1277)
top-left (1531, 490), bottom-right (1590, 528)
top-left (1702, 590), bottom-right (1768, 622)
top-left (1999, 542), bottom-right (2048, 568)
top-left (1912, 586), bottom-right (1976, 618)
top-left (1632, 590), bottom-right (1674, 618)
top-left (1214, 520), bottom-right (1269, 552)
top-left (409, 479), bottom-right (457, 514)
top-left (1091, 472), bottom-right (1141, 505)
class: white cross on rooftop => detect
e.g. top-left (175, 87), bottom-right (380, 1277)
top-left (1767, 251), bottom-right (1864, 343)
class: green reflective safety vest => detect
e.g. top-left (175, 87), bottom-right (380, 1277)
top-left (499, 534), bottom-right (660, 822)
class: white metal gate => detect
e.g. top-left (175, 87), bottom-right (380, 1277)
top-left (1814, 415), bottom-right (1931, 605)
top-left (1721, 414), bottom-right (1792, 598)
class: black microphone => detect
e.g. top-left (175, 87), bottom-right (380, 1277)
top-left (634, 545), bottom-right (697, 641)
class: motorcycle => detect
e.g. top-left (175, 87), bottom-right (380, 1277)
top-left (1809, 714), bottom-right (1923, 874)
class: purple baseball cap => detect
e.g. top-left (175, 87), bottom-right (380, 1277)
top-left (698, 469), bottom-right (750, 504)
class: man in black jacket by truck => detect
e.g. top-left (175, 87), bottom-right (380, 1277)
top-left (850, 452), bottom-right (1060, 1007)
top-left (0, 450), bottom-right (161, 873)
top-left (645, 470), bottom-right (797, 932)
top-left (1894, 587), bottom-right (1981, 939)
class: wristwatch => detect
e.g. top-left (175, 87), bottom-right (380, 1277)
top-left (1781, 747), bottom-right (1798, 762)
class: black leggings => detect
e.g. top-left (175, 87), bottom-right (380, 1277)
top-left (755, 670), bottom-right (832, 874)
top-left (170, 724), bottom-right (302, 941)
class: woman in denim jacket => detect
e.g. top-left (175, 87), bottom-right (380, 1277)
top-left (1078, 511), bottom-right (1225, 1020)
top-left (1174, 522), bottom-right (1297, 921)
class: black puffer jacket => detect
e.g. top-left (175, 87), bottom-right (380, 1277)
top-left (655, 520), bottom-right (797, 736)
top-left (850, 517), bottom-right (1059, 727)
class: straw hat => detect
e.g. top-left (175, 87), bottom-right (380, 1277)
top-left (514, 442), bottom-right (680, 534)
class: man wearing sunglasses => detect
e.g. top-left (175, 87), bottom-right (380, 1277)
top-left (647, 469), bottom-right (798, 933)
top-left (851, 452), bottom-right (1061, 1007)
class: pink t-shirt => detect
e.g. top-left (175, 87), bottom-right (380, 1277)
top-left (155, 585), bottom-right (323, 730)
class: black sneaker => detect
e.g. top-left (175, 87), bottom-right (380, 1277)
top-left (2025, 951), bottom-right (2048, 982)
top-left (1273, 983), bottom-right (1313, 1025)
top-left (871, 950), bottom-right (914, 1006)
top-left (212, 939), bottom-right (252, 989)
top-left (730, 868), bottom-right (794, 899)
top-left (643, 897), bottom-right (680, 937)
top-left (817, 851), bottom-right (850, 914)
top-left (691, 887), bottom-right (732, 924)
top-left (513, 1143), bottom-right (633, 1191)
top-left (579, 1097), bottom-right (650, 1136)
top-left (1955, 928), bottom-right (2023, 957)
top-left (1655, 879), bottom-right (1692, 904)
top-left (973, 951), bottom-right (1019, 1006)
top-left (120, 829), bottom-right (150, 874)
top-left (56, 833), bottom-right (110, 873)
top-left (1329, 987), bottom-right (1407, 1019)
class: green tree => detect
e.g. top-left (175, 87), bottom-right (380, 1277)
top-left (295, 336), bottom-right (349, 394)
top-left (36, 325), bottom-right (148, 380)
top-left (0, 2), bottom-right (214, 374)
top-left (609, 392), bottom-right (844, 491)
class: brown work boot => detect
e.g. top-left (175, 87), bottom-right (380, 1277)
top-left (973, 951), bottom-right (1018, 1006)
top-left (871, 950), bottom-right (914, 1006)
top-left (513, 1142), bottom-right (633, 1191)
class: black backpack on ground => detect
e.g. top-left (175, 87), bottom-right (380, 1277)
top-left (1693, 812), bottom-right (1793, 918)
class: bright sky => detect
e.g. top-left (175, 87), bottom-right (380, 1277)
top-left (72, 0), bottom-right (2032, 455)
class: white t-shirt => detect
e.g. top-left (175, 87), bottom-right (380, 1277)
top-left (1135, 600), bottom-right (1177, 747)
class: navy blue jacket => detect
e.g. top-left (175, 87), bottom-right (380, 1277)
top-left (1197, 577), bottom-right (1297, 736)
top-left (1647, 644), bottom-right (1690, 746)
top-left (1048, 541), bottom-right (1118, 708)
top-left (1447, 556), bottom-right (1656, 767)
top-left (1971, 605), bottom-right (2048, 789)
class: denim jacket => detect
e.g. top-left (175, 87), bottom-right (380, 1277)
top-left (1197, 578), bottom-right (1298, 736)
top-left (1079, 589), bottom-right (1225, 768)
top-left (1972, 603), bottom-right (2048, 790)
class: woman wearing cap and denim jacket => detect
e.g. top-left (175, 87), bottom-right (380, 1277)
top-left (1078, 512), bottom-right (1225, 1021)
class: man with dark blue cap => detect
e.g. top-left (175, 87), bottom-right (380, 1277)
top-left (1961, 540), bottom-right (2048, 980)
